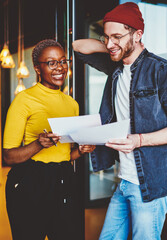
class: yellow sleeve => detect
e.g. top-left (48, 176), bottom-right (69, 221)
top-left (75, 101), bottom-right (79, 116)
top-left (3, 92), bottom-right (30, 149)
top-left (69, 95), bottom-right (79, 116)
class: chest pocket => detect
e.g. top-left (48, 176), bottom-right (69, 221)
top-left (133, 89), bottom-right (157, 98)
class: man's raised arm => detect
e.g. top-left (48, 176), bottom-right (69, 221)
top-left (72, 39), bottom-right (108, 54)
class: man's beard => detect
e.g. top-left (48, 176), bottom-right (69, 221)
top-left (109, 37), bottom-right (135, 62)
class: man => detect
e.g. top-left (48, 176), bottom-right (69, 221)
top-left (72, 2), bottom-right (167, 240)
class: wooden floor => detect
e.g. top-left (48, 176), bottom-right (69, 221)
top-left (0, 167), bottom-right (106, 240)
top-left (85, 208), bottom-right (107, 240)
top-left (0, 167), bottom-right (12, 240)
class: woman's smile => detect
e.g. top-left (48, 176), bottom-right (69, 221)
top-left (36, 46), bottom-right (68, 89)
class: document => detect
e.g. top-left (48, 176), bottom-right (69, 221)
top-left (48, 114), bottom-right (130, 145)
top-left (48, 114), bottom-right (101, 143)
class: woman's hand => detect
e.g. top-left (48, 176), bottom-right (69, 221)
top-left (105, 134), bottom-right (140, 154)
top-left (38, 132), bottom-right (61, 148)
top-left (78, 145), bottom-right (96, 155)
top-left (70, 144), bottom-right (96, 161)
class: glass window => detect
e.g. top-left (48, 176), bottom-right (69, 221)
top-left (139, 2), bottom-right (167, 59)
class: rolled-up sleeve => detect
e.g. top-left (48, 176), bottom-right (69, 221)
top-left (74, 51), bottom-right (116, 75)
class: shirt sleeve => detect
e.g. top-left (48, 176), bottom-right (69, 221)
top-left (3, 92), bottom-right (30, 149)
top-left (74, 51), bottom-right (116, 75)
top-left (158, 62), bottom-right (167, 113)
top-left (72, 99), bottom-right (79, 116)
top-left (75, 102), bottom-right (79, 116)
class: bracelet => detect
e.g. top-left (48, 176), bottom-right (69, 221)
top-left (139, 133), bottom-right (143, 147)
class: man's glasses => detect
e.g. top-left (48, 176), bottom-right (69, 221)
top-left (100, 32), bottom-right (131, 45)
top-left (38, 59), bottom-right (71, 70)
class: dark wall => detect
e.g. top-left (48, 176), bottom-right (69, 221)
top-left (84, 0), bottom-right (119, 22)
top-left (0, 0), bottom-right (67, 53)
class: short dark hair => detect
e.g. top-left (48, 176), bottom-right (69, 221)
top-left (32, 39), bottom-right (64, 67)
top-left (124, 24), bottom-right (142, 42)
top-left (124, 24), bottom-right (136, 34)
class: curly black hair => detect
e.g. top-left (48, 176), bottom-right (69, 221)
top-left (32, 39), bottom-right (64, 67)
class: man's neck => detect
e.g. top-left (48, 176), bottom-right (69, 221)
top-left (123, 45), bottom-right (144, 65)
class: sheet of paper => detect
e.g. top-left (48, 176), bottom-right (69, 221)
top-left (48, 114), bottom-right (102, 143)
top-left (70, 119), bottom-right (130, 145)
top-left (59, 135), bottom-right (75, 143)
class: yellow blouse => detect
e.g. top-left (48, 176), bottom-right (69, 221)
top-left (3, 82), bottom-right (79, 163)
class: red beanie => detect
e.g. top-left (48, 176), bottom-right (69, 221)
top-left (103, 2), bottom-right (144, 32)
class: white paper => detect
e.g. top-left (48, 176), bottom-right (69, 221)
top-left (48, 114), bottom-right (130, 145)
top-left (71, 119), bottom-right (130, 145)
top-left (48, 114), bottom-right (101, 143)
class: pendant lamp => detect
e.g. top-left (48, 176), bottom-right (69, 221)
top-left (0, 0), bottom-right (15, 68)
top-left (15, 0), bottom-right (29, 95)
top-left (14, 78), bottom-right (26, 96)
top-left (16, 0), bottom-right (29, 79)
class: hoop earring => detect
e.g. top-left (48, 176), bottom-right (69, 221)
top-left (37, 74), bottom-right (41, 82)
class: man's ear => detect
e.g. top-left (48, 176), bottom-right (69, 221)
top-left (134, 29), bottom-right (143, 43)
top-left (34, 65), bottom-right (40, 75)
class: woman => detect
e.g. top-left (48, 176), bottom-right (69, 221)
top-left (3, 39), bottom-right (95, 240)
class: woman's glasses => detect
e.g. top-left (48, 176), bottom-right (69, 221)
top-left (38, 59), bottom-right (71, 70)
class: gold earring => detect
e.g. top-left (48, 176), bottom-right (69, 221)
top-left (37, 74), bottom-right (41, 82)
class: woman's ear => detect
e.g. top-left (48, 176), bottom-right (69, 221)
top-left (34, 65), bottom-right (40, 75)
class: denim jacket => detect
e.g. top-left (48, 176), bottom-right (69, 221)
top-left (75, 49), bottom-right (167, 202)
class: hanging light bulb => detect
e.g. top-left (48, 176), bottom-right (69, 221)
top-left (14, 78), bottom-right (26, 96)
top-left (0, 0), bottom-right (15, 68)
top-left (68, 67), bottom-right (72, 77)
top-left (0, 44), bottom-right (9, 60)
top-left (17, 61), bottom-right (29, 78)
top-left (63, 85), bottom-right (69, 95)
top-left (16, 0), bottom-right (29, 80)
top-left (1, 54), bottom-right (15, 68)
top-left (1, 44), bottom-right (15, 68)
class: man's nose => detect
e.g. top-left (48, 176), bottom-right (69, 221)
top-left (106, 38), bottom-right (115, 49)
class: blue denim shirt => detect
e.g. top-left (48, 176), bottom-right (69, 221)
top-left (75, 49), bottom-right (167, 202)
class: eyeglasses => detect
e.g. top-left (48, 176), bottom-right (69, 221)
top-left (38, 59), bottom-right (71, 70)
top-left (100, 32), bottom-right (131, 45)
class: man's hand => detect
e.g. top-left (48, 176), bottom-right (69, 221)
top-left (105, 134), bottom-right (140, 153)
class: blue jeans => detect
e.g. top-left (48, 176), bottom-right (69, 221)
top-left (99, 179), bottom-right (167, 240)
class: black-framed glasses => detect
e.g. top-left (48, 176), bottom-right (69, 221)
top-left (100, 32), bottom-right (131, 45)
top-left (38, 59), bottom-right (71, 70)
